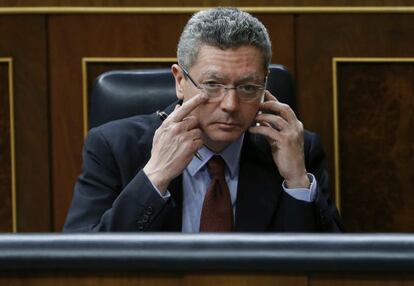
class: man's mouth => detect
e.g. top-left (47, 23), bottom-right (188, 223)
top-left (214, 121), bottom-right (239, 125)
top-left (213, 122), bottom-right (241, 129)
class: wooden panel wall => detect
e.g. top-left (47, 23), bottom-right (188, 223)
top-left (1, 0), bottom-right (414, 7)
top-left (337, 62), bottom-right (414, 232)
top-left (0, 7), bottom-right (413, 232)
top-left (296, 14), bottom-right (414, 231)
top-left (0, 15), bottom-right (50, 232)
top-left (0, 60), bottom-right (12, 232)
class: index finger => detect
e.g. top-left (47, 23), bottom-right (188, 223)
top-left (263, 90), bottom-right (277, 102)
top-left (260, 90), bottom-right (297, 122)
top-left (168, 93), bottom-right (208, 122)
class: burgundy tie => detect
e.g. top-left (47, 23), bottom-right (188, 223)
top-left (199, 155), bottom-right (233, 232)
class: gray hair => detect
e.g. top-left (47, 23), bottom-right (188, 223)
top-left (177, 7), bottom-right (272, 71)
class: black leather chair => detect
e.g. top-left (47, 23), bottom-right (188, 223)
top-left (89, 64), bottom-right (296, 129)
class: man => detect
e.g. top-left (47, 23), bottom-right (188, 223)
top-left (64, 7), bottom-right (343, 232)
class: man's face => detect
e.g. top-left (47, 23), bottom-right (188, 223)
top-left (173, 45), bottom-right (266, 152)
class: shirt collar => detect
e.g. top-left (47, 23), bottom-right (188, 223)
top-left (187, 133), bottom-right (245, 178)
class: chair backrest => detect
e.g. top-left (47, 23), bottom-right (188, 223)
top-left (89, 64), bottom-right (296, 129)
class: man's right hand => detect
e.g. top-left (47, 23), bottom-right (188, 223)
top-left (143, 93), bottom-right (208, 194)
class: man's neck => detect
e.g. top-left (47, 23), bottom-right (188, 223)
top-left (202, 138), bottom-right (231, 153)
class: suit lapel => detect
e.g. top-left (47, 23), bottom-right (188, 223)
top-left (234, 133), bottom-right (284, 232)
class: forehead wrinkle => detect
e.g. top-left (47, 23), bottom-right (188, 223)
top-left (199, 70), bottom-right (226, 80)
top-left (236, 72), bottom-right (263, 83)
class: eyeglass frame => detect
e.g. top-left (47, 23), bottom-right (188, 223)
top-left (179, 65), bottom-right (267, 102)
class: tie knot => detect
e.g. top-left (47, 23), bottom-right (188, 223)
top-left (207, 155), bottom-right (226, 180)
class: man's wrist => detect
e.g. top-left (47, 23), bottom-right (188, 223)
top-left (143, 166), bottom-right (170, 195)
top-left (285, 173), bottom-right (310, 189)
top-left (283, 173), bottom-right (317, 202)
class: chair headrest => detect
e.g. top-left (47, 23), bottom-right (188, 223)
top-left (89, 64), bottom-right (296, 129)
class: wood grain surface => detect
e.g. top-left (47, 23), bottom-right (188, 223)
top-left (0, 62), bottom-right (12, 232)
top-left (295, 14), bottom-right (414, 231)
top-left (338, 62), bottom-right (414, 232)
top-left (0, 15), bottom-right (49, 232)
top-left (1, 0), bottom-right (414, 7)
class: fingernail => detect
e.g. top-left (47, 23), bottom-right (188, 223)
top-left (200, 93), bottom-right (208, 100)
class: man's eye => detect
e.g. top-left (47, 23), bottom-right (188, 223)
top-left (203, 83), bottom-right (222, 90)
top-left (239, 85), bottom-right (258, 93)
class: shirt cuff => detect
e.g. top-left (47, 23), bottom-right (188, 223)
top-left (148, 179), bottom-right (171, 201)
top-left (282, 173), bottom-right (317, 202)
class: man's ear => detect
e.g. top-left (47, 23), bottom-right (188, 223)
top-left (171, 64), bottom-right (185, 100)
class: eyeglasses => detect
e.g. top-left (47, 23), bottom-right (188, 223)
top-left (180, 65), bottom-right (266, 102)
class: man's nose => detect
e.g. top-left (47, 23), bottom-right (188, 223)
top-left (220, 89), bottom-right (239, 112)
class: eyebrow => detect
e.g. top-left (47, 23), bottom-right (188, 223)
top-left (199, 71), bottom-right (226, 81)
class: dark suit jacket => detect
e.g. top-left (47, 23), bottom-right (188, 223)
top-left (64, 103), bottom-right (343, 232)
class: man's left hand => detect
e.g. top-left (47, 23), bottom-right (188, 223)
top-left (249, 91), bottom-right (309, 189)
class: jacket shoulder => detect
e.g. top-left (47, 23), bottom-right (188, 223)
top-left (83, 114), bottom-right (159, 181)
top-left (90, 113), bottom-right (158, 142)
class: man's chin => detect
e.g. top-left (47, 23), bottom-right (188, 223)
top-left (202, 129), bottom-right (244, 151)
